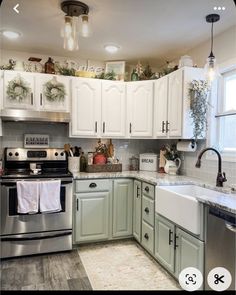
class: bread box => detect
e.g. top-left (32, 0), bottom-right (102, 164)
top-left (139, 153), bottom-right (158, 172)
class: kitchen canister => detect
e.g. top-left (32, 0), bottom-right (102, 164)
top-left (68, 156), bottom-right (80, 173)
top-left (139, 153), bottom-right (158, 172)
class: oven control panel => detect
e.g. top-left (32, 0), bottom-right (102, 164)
top-left (6, 148), bottom-right (66, 161)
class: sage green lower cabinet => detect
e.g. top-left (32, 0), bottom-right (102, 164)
top-left (175, 227), bottom-right (204, 278)
top-left (155, 214), bottom-right (204, 281)
top-left (112, 179), bottom-right (133, 238)
top-left (155, 214), bottom-right (175, 273)
top-left (74, 191), bottom-right (110, 243)
top-left (133, 180), bottom-right (142, 242)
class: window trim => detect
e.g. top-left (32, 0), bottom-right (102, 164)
top-left (206, 57), bottom-right (236, 162)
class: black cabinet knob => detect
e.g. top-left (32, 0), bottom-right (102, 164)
top-left (145, 186), bottom-right (149, 192)
top-left (89, 183), bottom-right (97, 188)
top-left (144, 207), bottom-right (149, 214)
top-left (144, 233), bottom-right (149, 240)
top-left (60, 152), bottom-right (64, 156)
top-left (15, 152), bottom-right (19, 156)
top-left (9, 152), bottom-right (13, 157)
top-left (55, 152), bottom-right (58, 156)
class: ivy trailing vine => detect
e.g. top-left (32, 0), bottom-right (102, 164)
top-left (188, 80), bottom-right (210, 141)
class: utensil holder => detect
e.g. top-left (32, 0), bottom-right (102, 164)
top-left (68, 156), bottom-right (80, 173)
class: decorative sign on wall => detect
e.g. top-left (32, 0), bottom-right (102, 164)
top-left (24, 134), bottom-right (49, 148)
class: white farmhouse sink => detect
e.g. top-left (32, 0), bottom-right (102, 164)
top-left (155, 185), bottom-right (210, 235)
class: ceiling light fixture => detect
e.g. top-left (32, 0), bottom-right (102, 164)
top-left (60, 0), bottom-right (92, 51)
top-left (204, 14), bottom-right (221, 83)
top-left (1, 30), bottom-right (21, 39)
top-left (104, 44), bottom-right (120, 53)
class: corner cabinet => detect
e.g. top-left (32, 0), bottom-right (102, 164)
top-left (155, 214), bottom-right (204, 279)
top-left (2, 70), bottom-right (70, 112)
top-left (127, 81), bottom-right (153, 138)
top-left (133, 180), bottom-right (142, 242)
top-left (154, 66), bottom-right (204, 139)
top-left (112, 179), bottom-right (133, 238)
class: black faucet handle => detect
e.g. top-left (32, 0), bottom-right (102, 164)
top-left (223, 172), bottom-right (227, 182)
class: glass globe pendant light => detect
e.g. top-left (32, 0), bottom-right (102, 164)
top-left (204, 14), bottom-right (221, 83)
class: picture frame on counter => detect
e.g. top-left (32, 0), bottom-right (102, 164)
top-left (105, 61), bottom-right (126, 81)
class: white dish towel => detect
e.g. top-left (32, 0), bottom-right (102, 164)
top-left (39, 180), bottom-right (61, 213)
top-left (17, 181), bottom-right (40, 214)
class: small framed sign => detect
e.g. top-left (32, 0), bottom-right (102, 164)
top-left (105, 61), bottom-right (126, 81)
top-left (24, 134), bottom-right (49, 148)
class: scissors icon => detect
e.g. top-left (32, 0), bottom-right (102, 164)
top-left (214, 274), bottom-right (225, 284)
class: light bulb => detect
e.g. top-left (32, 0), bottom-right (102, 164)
top-left (79, 14), bottom-right (92, 37)
top-left (204, 56), bottom-right (221, 83)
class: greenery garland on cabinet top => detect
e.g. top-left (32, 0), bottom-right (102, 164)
top-left (43, 77), bottom-right (66, 102)
top-left (6, 75), bottom-right (31, 102)
top-left (188, 79), bottom-right (210, 141)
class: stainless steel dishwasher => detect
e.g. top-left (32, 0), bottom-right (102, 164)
top-left (205, 206), bottom-right (236, 290)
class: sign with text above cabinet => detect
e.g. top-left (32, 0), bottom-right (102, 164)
top-left (127, 81), bottom-right (153, 138)
top-left (154, 67), bottom-right (204, 139)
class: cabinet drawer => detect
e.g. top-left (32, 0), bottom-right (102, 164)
top-left (75, 179), bottom-right (110, 193)
top-left (142, 195), bottom-right (154, 226)
top-left (141, 221), bottom-right (154, 254)
top-left (142, 182), bottom-right (155, 199)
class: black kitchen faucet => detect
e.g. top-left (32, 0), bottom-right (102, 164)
top-left (195, 147), bottom-right (227, 187)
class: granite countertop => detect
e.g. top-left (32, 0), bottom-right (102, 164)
top-left (73, 171), bottom-right (236, 214)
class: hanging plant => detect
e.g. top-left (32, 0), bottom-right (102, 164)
top-left (43, 78), bottom-right (66, 102)
top-left (6, 75), bottom-right (31, 102)
top-left (188, 79), bottom-right (210, 140)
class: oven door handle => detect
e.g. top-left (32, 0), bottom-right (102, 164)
top-left (1, 231), bottom-right (72, 242)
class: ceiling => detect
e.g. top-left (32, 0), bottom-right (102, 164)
top-left (0, 0), bottom-right (236, 68)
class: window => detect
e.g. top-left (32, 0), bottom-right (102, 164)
top-left (208, 62), bottom-right (236, 161)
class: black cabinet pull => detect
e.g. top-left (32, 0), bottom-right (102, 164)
top-left (168, 229), bottom-right (173, 245)
top-left (89, 182), bottom-right (97, 188)
top-left (145, 186), bottom-right (149, 193)
top-left (174, 234), bottom-right (179, 249)
top-left (144, 207), bottom-right (149, 214)
top-left (144, 233), bottom-right (149, 240)
top-left (166, 120), bottom-right (170, 133)
top-left (129, 123), bottom-right (132, 134)
top-left (161, 121), bottom-right (165, 133)
top-left (40, 93), bottom-right (43, 105)
top-left (136, 186), bottom-right (140, 198)
top-left (31, 93), bottom-right (34, 105)
top-left (76, 199), bottom-right (79, 211)
top-left (103, 122), bottom-right (105, 133)
top-left (95, 121), bottom-right (97, 133)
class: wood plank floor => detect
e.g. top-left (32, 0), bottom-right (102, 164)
top-left (0, 250), bottom-right (92, 291)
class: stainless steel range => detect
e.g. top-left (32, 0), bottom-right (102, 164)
top-left (0, 148), bottom-right (73, 259)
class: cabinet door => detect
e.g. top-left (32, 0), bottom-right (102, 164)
top-left (113, 179), bottom-right (133, 238)
top-left (154, 76), bottom-right (168, 137)
top-left (74, 191), bottom-right (109, 242)
top-left (133, 180), bottom-right (142, 242)
top-left (36, 74), bottom-right (70, 112)
top-left (71, 78), bottom-right (101, 137)
top-left (175, 227), bottom-right (204, 278)
top-left (127, 81), bottom-right (153, 137)
top-left (3, 71), bottom-right (35, 110)
top-left (168, 69), bottom-right (183, 137)
top-left (155, 214), bottom-right (175, 273)
top-left (101, 81), bottom-right (126, 137)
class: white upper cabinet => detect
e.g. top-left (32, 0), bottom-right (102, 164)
top-left (101, 81), bottom-right (126, 138)
top-left (70, 78), bottom-right (101, 137)
top-left (3, 71), bottom-right (35, 110)
top-left (3, 70), bottom-right (70, 113)
top-left (154, 67), bottom-right (204, 139)
top-left (36, 73), bottom-right (70, 112)
top-left (127, 81), bottom-right (153, 138)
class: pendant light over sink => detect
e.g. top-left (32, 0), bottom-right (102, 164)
top-left (204, 14), bottom-right (221, 83)
top-left (60, 0), bottom-right (92, 51)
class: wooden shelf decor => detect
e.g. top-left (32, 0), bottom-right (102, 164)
top-left (86, 164), bottom-right (122, 173)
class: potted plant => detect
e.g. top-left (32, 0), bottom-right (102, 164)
top-left (188, 79), bottom-right (210, 141)
top-left (163, 144), bottom-right (181, 175)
